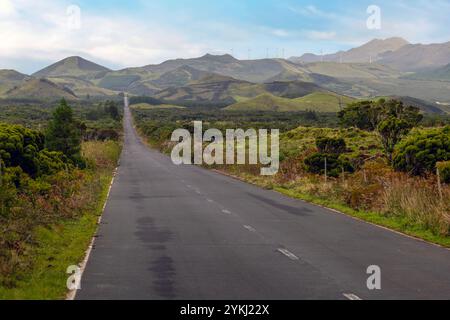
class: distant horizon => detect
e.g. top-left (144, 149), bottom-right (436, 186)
top-left (1, 0), bottom-right (450, 74)
top-left (4, 36), bottom-right (450, 76)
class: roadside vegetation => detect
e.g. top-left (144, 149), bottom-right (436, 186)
top-left (0, 99), bottom-right (122, 299)
top-left (133, 100), bottom-right (450, 246)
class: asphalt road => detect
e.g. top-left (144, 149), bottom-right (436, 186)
top-left (77, 101), bottom-right (450, 300)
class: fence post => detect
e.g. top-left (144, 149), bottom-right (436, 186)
top-left (324, 157), bottom-right (327, 183)
top-left (437, 167), bottom-right (443, 202)
top-left (342, 166), bottom-right (345, 185)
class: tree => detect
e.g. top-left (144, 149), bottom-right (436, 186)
top-left (339, 99), bottom-right (422, 162)
top-left (393, 126), bottom-right (450, 176)
top-left (103, 100), bottom-right (120, 120)
top-left (304, 136), bottom-right (353, 177)
top-left (45, 99), bottom-right (84, 166)
top-left (316, 137), bottom-right (347, 154)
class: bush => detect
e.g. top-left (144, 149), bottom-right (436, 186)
top-left (316, 137), bottom-right (346, 154)
top-left (36, 150), bottom-right (71, 176)
top-left (304, 153), bottom-right (353, 177)
top-left (393, 126), bottom-right (450, 175)
top-left (437, 161), bottom-right (450, 184)
top-left (0, 123), bottom-right (45, 176)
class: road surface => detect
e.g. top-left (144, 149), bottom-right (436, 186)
top-left (77, 101), bottom-right (450, 300)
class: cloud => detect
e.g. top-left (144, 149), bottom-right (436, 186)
top-left (304, 30), bottom-right (336, 40)
top-left (0, 1), bottom-right (206, 72)
top-left (0, 0), bottom-right (15, 16)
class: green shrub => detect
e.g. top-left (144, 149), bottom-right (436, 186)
top-left (0, 123), bottom-right (45, 176)
top-left (304, 153), bottom-right (354, 177)
top-left (393, 126), bottom-right (450, 175)
top-left (316, 137), bottom-right (346, 154)
top-left (437, 161), bottom-right (450, 183)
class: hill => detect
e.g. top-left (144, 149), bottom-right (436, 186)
top-left (303, 62), bottom-right (401, 79)
top-left (4, 78), bottom-right (78, 100)
top-left (225, 92), bottom-right (355, 112)
top-left (153, 75), bottom-right (326, 106)
top-left (33, 56), bottom-right (111, 78)
top-left (404, 64), bottom-right (450, 81)
top-left (0, 70), bottom-right (30, 96)
top-left (378, 42), bottom-right (450, 71)
top-left (127, 54), bottom-right (310, 84)
top-left (290, 37), bottom-right (409, 64)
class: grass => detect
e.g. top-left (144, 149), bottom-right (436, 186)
top-left (130, 102), bottom-right (184, 110)
top-left (226, 92), bottom-right (355, 113)
top-left (275, 186), bottom-right (450, 247)
top-left (0, 140), bottom-right (121, 300)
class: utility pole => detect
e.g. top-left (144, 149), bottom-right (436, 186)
top-left (437, 167), bottom-right (443, 201)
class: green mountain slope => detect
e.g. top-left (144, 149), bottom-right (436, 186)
top-left (33, 56), bottom-right (110, 78)
top-left (225, 92), bottom-right (355, 112)
top-left (4, 78), bottom-right (78, 100)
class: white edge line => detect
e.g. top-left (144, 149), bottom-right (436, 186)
top-left (343, 293), bottom-right (363, 300)
top-left (211, 169), bottom-right (450, 251)
top-left (66, 167), bottom-right (118, 301)
top-left (277, 248), bottom-right (299, 261)
top-left (244, 225), bottom-right (256, 232)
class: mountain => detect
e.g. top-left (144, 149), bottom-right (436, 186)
top-left (405, 64), bottom-right (450, 81)
top-left (129, 54), bottom-right (310, 84)
top-left (153, 73), bottom-right (327, 106)
top-left (380, 96), bottom-right (445, 114)
top-left (290, 37), bottom-right (409, 64)
top-left (226, 92), bottom-right (355, 112)
top-left (4, 78), bottom-right (78, 100)
top-left (378, 42), bottom-right (450, 71)
top-left (303, 62), bottom-right (401, 79)
top-left (0, 69), bottom-right (30, 96)
top-left (33, 56), bottom-right (111, 78)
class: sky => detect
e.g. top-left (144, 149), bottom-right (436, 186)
top-left (1, 0), bottom-right (449, 74)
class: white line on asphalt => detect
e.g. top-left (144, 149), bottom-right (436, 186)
top-left (206, 199), bottom-right (214, 203)
top-left (244, 225), bottom-right (256, 232)
top-left (222, 209), bottom-right (232, 214)
top-left (67, 167), bottom-right (118, 300)
top-left (277, 248), bottom-right (299, 261)
top-left (343, 293), bottom-right (362, 300)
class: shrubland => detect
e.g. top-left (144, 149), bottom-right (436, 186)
top-left (0, 99), bottom-right (122, 298)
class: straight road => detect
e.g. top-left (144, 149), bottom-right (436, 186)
top-left (77, 100), bottom-right (450, 300)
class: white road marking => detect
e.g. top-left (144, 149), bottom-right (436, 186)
top-left (206, 199), bottom-right (214, 203)
top-left (244, 225), bottom-right (256, 232)
top-left (222, 209), bottom-right (232, 214)
top-left (343, 293), bottom-right (362, 300)
top-left (277, 248), bottom-right (299, 261)
top-left (67, 167), bottom-right (118, 300)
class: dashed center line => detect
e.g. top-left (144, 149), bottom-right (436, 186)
top-left (244, 225), bottom-right (256, 232)
top-left (221, 209), bottom-right (232, 214)
top-left (277, 248), bottom-right (299, 261)
top-left (206, 199), bottom-right (214, 203)
top-left (343, 293), bottom-right (362, 300)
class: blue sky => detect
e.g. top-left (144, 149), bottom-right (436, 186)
top-left (1, 0), bottom-right (449, 73)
